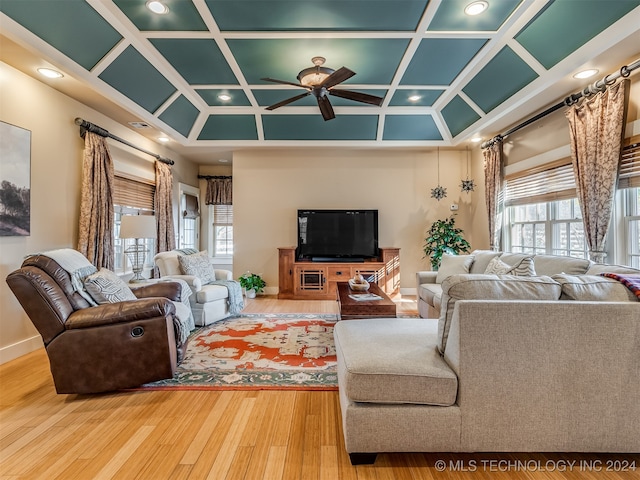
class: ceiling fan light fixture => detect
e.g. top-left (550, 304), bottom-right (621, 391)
top-left (146, 1), bottom-right (169, 15)
top-left (465, 1), bottom-right (488, 15)
top-left (297, 66), bottom-right (334, 87)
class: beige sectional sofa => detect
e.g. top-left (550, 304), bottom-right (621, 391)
top-left (334, 253), bottom-right (640, 465)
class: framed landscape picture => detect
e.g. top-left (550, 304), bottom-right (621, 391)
top-left (0, 121), bottom-right (31, 236)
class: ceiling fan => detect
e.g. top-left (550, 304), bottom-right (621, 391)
top-left (261, 57), bottom-right (384, 121)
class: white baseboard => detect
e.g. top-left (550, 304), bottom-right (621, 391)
top-left (400, 287), bottom-right (417, 296)
top-left (0, 335), bottom-right (43, 365)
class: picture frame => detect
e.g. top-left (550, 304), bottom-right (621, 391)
top-left (0, 121), bottom-right (31, 236)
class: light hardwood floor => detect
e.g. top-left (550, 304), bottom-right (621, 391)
top-left (1, 295), bottom-right (638, 479)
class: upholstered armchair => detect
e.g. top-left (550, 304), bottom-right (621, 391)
top-left (6, 253), bottom-right (186, 394)
top-left (154, 250), bottom-right (238, 326)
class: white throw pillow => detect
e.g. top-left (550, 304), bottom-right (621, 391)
top-left (436, 254), bottom-right (474, 284)
top-left (178, 250), bottom-right (216, 285)
top-left (484, 257), bottom-right (513, 275)
top-left (84, 268), bottom-right (137, 304)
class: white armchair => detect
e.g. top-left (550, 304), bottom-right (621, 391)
top-left (154, 250), bottom-right (233, 326)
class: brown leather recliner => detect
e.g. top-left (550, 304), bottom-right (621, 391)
top-left (6, 254), bottom-right (187, 394)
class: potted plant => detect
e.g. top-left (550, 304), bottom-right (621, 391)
top-left (423, 215), bottom-right (471, 270)
top-left (238, 271), bottom-right (266, 298)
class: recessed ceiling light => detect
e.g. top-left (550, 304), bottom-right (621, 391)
top-left (408, 95), bottom-right (422, 102)
top-left (218, 94), bottom-right (232, 101)
top-left (218, 159), bottom-right (229, 163)
top-left (471, 137), bottom-right (482, 143)
top-left (573, 69), bottom-right (599, 79)
top-left (37, 68), bottom-right (63, 79)
top-left (465, 1), bottom-right (488, 15)
top-left (158, 136), bottom-right (170, 142)
top-left (146, 1), bottom-right (169, 14)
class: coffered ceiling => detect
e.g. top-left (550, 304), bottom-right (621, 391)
top-left (1, 0), bottom-right (639, 162)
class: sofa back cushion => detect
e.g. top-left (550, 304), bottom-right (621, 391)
top-left (469, 250), bottom-right (502, 274)
top-left (585, 264), bottom-right (640, 275)
top-left (533, 254), bottom-right (593, 276)
top-left (438, 274), bottom-right (561, 353)
top-left (552, 274), bottom-right (638, 302)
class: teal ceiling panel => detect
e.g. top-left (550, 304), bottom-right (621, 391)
top-left (253, 89), bottom-right (388, 107)
top-left (0, 0), bottom-right (122, 71)
top-left (389, 89), bottom-right (443, 106)
top-left (441, 95), bottom-right (481, 137)
top-left (99, 46), bottom-right (177, 113)
top-left (158, 95), bottom-right (199, 138)
top-left (150, 38), bottom-right (238, 85)
top-left (198, 115), bottom-right (258, 140)
top-left (113, 0), bottom-right (207, 31)
top-left (428, 0), bottom-right (521, 31)
top-left (206, 0), bottom-right (429, 31)
top-left (400, 38), bottom-right (487, 85)
top-left (228, 38), bottom-right (409, 85)
top-left (263, 116), bottom-right (378, 140)
top-left (382, 115), bottom-right (442, 140)
top-left (462, 46), bottom-right (537, 113)
top-left (515, 0), bottom-right (640, 69)
top-left (197, 89), bottom-right (252, 107)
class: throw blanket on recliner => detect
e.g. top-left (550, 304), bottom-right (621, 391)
top-left (37, 248), bottom-right (98, 305)
top-left (210, 279), bottom-right (244, 314)
top-left (600, 273), bottom-right (640, 299)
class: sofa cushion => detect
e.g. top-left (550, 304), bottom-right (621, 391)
top-left (469, 250), bottom-right (502, 274)
top-left (334, 318), bottom-right (458, 406)
top-left (436, 254), bottom-right (474, 284)
top-left (484, 257), bottom-right (513, 274)
top-left (419, 283), bottom-right (442, 309)
top-left (196, 284), bottom-right (229, 303)
top-left (178, 251), bottom-right (216, 285)
top-left (83, 268), bottom-right (137, 304)
top-left (552, 274), bottom-right (639, 302)
top-left (533, 254), bottom-right (593, 276)
top-left (438, 274), bottom-right (561, 353)
top-left (586, 264), bottom-right (640, 275)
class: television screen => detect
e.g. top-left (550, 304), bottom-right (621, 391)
top-left (297, 210), bottom-right (378, 261)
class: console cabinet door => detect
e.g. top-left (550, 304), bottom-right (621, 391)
top-left (294, 266), bottom-right (327, 295)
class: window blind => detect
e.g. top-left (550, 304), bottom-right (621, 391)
top-left (113, 174), bottom-right (155, 211)
top-left (504, 158), bottom-right (576, 206)
top-left (213, 205), bottom-right (233, 224)
top-left (618, 141), bottom-right (640, 189)
top-left (183, 193), bottom-right (199, 218)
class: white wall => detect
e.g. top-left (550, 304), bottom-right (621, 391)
top-left (0, 62), bottom-right (198, 363)
top-left (232, 148), bottom-right (482, 294)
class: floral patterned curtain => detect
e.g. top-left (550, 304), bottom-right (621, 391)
top-left (154, 161), bottom-right (175, 254)
top-left (565, 79), bottom-right (629, 263)
top-left (77, 132), bottom-right (114, 269)
top-left (483, 139), bottom-right (504, 251)
top-left (205, 177), bottom-right (232, 205)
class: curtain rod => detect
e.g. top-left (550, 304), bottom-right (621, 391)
top-left (481, 58), bottom-right (640, 149)
top-left (197, 175), bottom-right (232, 179)
top-left (74, 118), bottom-right (174, 165)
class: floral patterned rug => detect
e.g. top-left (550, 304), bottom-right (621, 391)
top-left (139, 313), bottom-right (338, 391)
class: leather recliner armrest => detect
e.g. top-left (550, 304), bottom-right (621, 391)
top-left (132, 282), bottom-right (181, 301)
top-left (65, 298), bottom-right (176, 330)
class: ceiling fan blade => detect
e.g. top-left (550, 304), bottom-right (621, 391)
top-left (317, 95), bottom-right (335, 121)
top-left (320, 67), bottom-right (355, 89)
top-left (265, 92), bottom-right (311, 110)
top-left (329, 89), bottom-right (384, 106)
top-left (261, 77), bottom-right (309, 89)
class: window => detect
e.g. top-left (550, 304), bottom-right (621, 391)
top-left (504, 159), bottom-right (587, 258)
top-left (623, 187), bottom-right (640, 268)
top-left (113, 175), bottom-right (155, 274)
top-left (179, 184), bottom-right (200, 250)
top-left (212, 205), bottom-right (233, 256)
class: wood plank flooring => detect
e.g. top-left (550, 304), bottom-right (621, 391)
top-left (1, 295), bottom-right (639, 479)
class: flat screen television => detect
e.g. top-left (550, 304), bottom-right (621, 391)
top-left (297, 209), bottom-right (379, 261)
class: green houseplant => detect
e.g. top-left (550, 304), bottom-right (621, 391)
top-left (238, 272), bottom-right (266, 298)
top-left (423, 215), bottom-right (471, 270)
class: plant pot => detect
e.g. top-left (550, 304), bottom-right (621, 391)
top-left (245, 288), bottom-right (256, 299)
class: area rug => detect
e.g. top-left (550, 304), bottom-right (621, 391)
top-left (139, 313), bottom-right (338, 391)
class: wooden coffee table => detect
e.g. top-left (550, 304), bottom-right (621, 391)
top-left (336, 282), bottom-right (397, 320)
